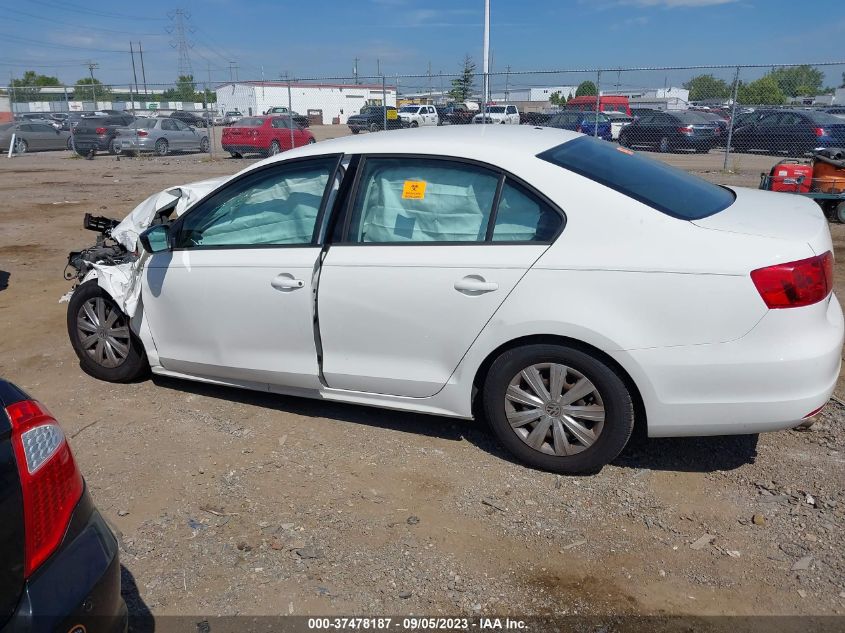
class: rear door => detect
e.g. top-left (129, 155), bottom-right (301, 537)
top-left (160, 119), bottom-right (180, 148)
top-left (317, 155), bottom-right (563, 397)
top-left (170, 118), bottom-right (194, 149)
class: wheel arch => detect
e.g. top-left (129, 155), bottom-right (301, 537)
top-left (471, 333), bottom-right (647, 434)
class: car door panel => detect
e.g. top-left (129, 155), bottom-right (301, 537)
top-left (316, 157), bottom-right (562, 398)
top-left (140, 156), bottom-right (339, 388)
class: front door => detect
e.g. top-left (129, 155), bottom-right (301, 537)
top-left (141, 156), bottom-right (340, 388)
top-left (317, 156), bottom-right (563, 397)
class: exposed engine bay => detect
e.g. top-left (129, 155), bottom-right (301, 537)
top-left (64, 213), bottom-right (138, 283)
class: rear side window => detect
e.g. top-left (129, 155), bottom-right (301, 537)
top-left (492, 180), bottom-right (561, 242)
top-left (539, 137), bottom-right (735, 220)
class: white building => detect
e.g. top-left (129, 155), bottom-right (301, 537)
top-left (490, 86), bottom-right (576, 103)
top-left (604, 87), bottom-right (690, 111)
top-left (214, 81), bottom-right (397, 125)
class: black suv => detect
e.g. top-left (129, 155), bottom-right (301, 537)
top-left (347, 106), bottom-right (405, 134)
top-left (170, 110), bottom-right (208, 128)
top-left (72, 114), bottom-right (135, 156)
top-left (0, 379), bottom-right (125, 632)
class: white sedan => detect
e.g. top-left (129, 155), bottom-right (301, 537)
top-left (64, 126), bottom-right (843, 474)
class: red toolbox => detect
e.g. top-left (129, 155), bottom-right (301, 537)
top-left (767, 159), bottom-right (813, 192)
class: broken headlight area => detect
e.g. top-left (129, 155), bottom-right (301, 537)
top-left (64, 213), bottom-right (137, 283)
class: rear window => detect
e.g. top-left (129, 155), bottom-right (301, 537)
top-left (804, 111), bottom-right (844, 124)
top-left (487, 106), bottom-right (506, 113)
top-left (674, 111), bottom-right (717, 124)
top-left (235, 117), bottom-right (265, 127)
top-left (538, 136), bottom-right (735, 220)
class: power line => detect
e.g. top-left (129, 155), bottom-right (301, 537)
top-left (0, 7), bottom-right (160, 35)
top-left (0, 32), bottom-right (128, 54)
top-left (29, 0), bottom-right (168, 21)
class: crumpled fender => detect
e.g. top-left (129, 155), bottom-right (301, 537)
top-left (85, 176), bottom-right (228, 317)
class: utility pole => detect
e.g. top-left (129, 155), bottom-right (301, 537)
top-left (129, 42), bottom-right (139, 99)
top-left (376, 58), bottom-right (380, 77)
top-left (139, 42), bottom-right (148, 96)
top-left (87, 62), bottom-right (99, 105)
top-left (353, 57), bottom-right (359, 85)
top-left (229, 61), bottom-right (238, 82)
top-left (427, 61), bottom-right (432, 102)
top-left (482, 0), bottom-right (490, 110)
top-left (504, 64), bottom-right (511, 101)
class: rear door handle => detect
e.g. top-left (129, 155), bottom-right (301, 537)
top-left (454, 276), bottom-right (498, 294)
top-left (271, 273), bottom-right (305, 291)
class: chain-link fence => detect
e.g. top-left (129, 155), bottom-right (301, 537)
top-left (2, 62), bottom-right (844, 168)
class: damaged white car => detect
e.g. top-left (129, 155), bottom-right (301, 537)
top-left (64, 126), bottom-right (842, 474)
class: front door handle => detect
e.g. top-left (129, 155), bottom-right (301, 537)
top-left (271, 273), bottom-right (305, 291)
top-left (454, 275), bottom-right (498, 294)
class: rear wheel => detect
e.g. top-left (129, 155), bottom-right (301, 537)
top-left (13, 138), bottom-right (27, 154)
top-left (483, 344), bottom-right (634, 474)
top-left (835, 201), bottom-right (845, 224)
top-left (369, 122), bottom-right (380, 133)
top-left (154, 138), bottom-right (169, 156)
top-left (66, 137), bottom-right (74, 150)
top-left (67, 281), bottom-right (148, 383)
top-left (229, 151), bottom-right (242, 158)
top-left (619, 133), bottom-right (630, 148)
top-left (351, 129), bottom-right (360, 134)
top-left (268, 140), bottom-right (281, 156)
top-left (200, 136), bottom-right (210, 153)
top-left (108, 138), bottom-right (120, 155)
top-left (307, 137), bottom-right (316, 144)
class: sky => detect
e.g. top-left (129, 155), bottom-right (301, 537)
top-left (1, 0), bottom-right (843, 93)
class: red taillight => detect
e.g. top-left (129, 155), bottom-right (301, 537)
top-left (678, 125), bottom-right (694, 135)
top-left (814, 127), bottom-right (826, 137)
top-left (6, 400), bottom-right (83, 577)
top-left (95, 127), bottom-right (107, 135)
top-left (750, 251), bottom-right (833, 309)
top-left (137, 130), bottom-right (148, 137)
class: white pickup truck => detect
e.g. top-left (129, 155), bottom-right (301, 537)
top-left (472, 104), bottom-right (520, 125)
top-left (397, 104), bottom-right (439, 127)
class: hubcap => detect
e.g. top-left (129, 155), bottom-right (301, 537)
top-left (76, 297), bottom-right (131, 368)
top-left (505, 363), bottom-right (605, 456)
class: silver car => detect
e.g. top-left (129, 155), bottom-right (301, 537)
top-left (114, 117), bottom-right (210, 156)
top-left (0, 121), bottom-right (73, 153)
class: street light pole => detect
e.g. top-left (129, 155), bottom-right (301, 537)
top-left (482, 0), bottom-right (490, 112)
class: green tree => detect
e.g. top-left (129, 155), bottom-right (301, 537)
top-left (767, 65), bottom-right (823, 97)
top-left (683, 74), bottom-right (730, 101)
top-left (10, 70), bottom-right (60, 102)
top-left (549, 91), bottom-right (565, 106)
top-left (74, 77), bottom-right (112, 101)
top-left (448, 55), bottom-right (476, 103)
top-left (574, 81), bottom-right (597, 97)
top-left (737, 76), bottom-right (785, 106)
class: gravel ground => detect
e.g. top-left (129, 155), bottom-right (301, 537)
top-left (1, 137), bottom-right (844, 629)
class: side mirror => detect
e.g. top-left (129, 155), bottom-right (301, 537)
top-left (139, 224), bottom-right (171, 254)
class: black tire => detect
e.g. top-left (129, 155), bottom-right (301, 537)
top-left (66, 137), bottom-right (74, 151)
top-left (108, 138), bottom-right (120, 155)
top-left (229, 151), bottom-right (242, 158)
top-left (200, 136), bottom-right (210, 153)
top-left (410, 120), bottom-right (419, 128)
top-left (13, 138), bottom-right (27, 154)
top-left (658, 136), bottom-right (671, 153)
top-left (618, 133), bottom-right (630, 148)
top-left (482, 344), bottom-right (634, 474)
top-left (154, 138), bottom-right (169, 156)
top-left (369, 122), bottom-right (379, 133)
top-left (268, 140), bottom-right (281, 156)
top-left (835, 201), bottom-right (845, 224)
top-left (67, 280), bottom-right (149, 383)
top-left (307, 137), bottom-right (316, 144)
top-left (351, 129), bottom-right (360, 134)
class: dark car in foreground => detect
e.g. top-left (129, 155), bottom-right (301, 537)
top-left (731, 109), bottom-right (845, 156)
top-left (347, 106), bottom-right (405, 134)
top-left (619, 110), bottom-right (721, 153)
top-left (0, 379), bottom-right (125, 632)
top-left (72, 114), bottom-right (136, 156)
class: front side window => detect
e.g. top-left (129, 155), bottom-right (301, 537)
top-left (174, 158), bottom-right (337, 248)
top-left (346, 158), bottom-right (500, 243)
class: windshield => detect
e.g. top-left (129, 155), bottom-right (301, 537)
top-left (486, 107), bottom-right (506, 113)
top-left (225, 111), bottom-right (241, 116)
top-left (539, 136), bottom-right (735, 220)
top-left (399, 106), bottom-right (420, 113)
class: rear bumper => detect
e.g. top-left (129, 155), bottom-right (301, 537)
top-left (619, 294), bottom-right (844, 437)
top-left (222, 143), bottom-right (262, 154)
top-left (71, 137), bottom-right (112, 152)
top-left (4, 490), bottom-right (126, 633)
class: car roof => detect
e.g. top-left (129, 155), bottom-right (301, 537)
top-left (265, 125), bottom-right (580, 163)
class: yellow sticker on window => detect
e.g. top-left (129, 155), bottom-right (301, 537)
top-left (402, 180), bottom-right (427, 199)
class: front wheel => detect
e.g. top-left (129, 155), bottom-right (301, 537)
top-left (658, 136), bottom-right (671, 153)
top-left (410, 121), bottom-right (419, 128)
top-left (369, 122), bottom-right (380, 133)
top-left (307, 137), bottom-right (316, 144)
top-left (229, 151), bottom-right (242, 158)
top-left (13, 138), bottom-right (27, 154)
top-left (67, 281), bottom-right (149, 383)
top-left (482, 344), bottom-right (634, 474)
top-left (835, 201), bottom-right (845, 224)
top-left (66, 137), bottom-right (74, 150)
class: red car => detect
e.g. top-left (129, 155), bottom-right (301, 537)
top-left (222, 115), bottom-right (315, 158)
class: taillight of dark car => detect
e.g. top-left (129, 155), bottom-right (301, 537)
top-left (5, 400), bottom-right (83, 577)
top-left (677, 125), bottom-right (694, 136)
top-left (95, 127), bottom-right (107, 135)
top-left (751, 251), bottom-right (833, 309)
top-left (814, 127), bottom-right (827, 137)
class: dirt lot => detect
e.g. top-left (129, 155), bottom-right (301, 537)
top-left (1, 133), bottom-right (844, 629)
